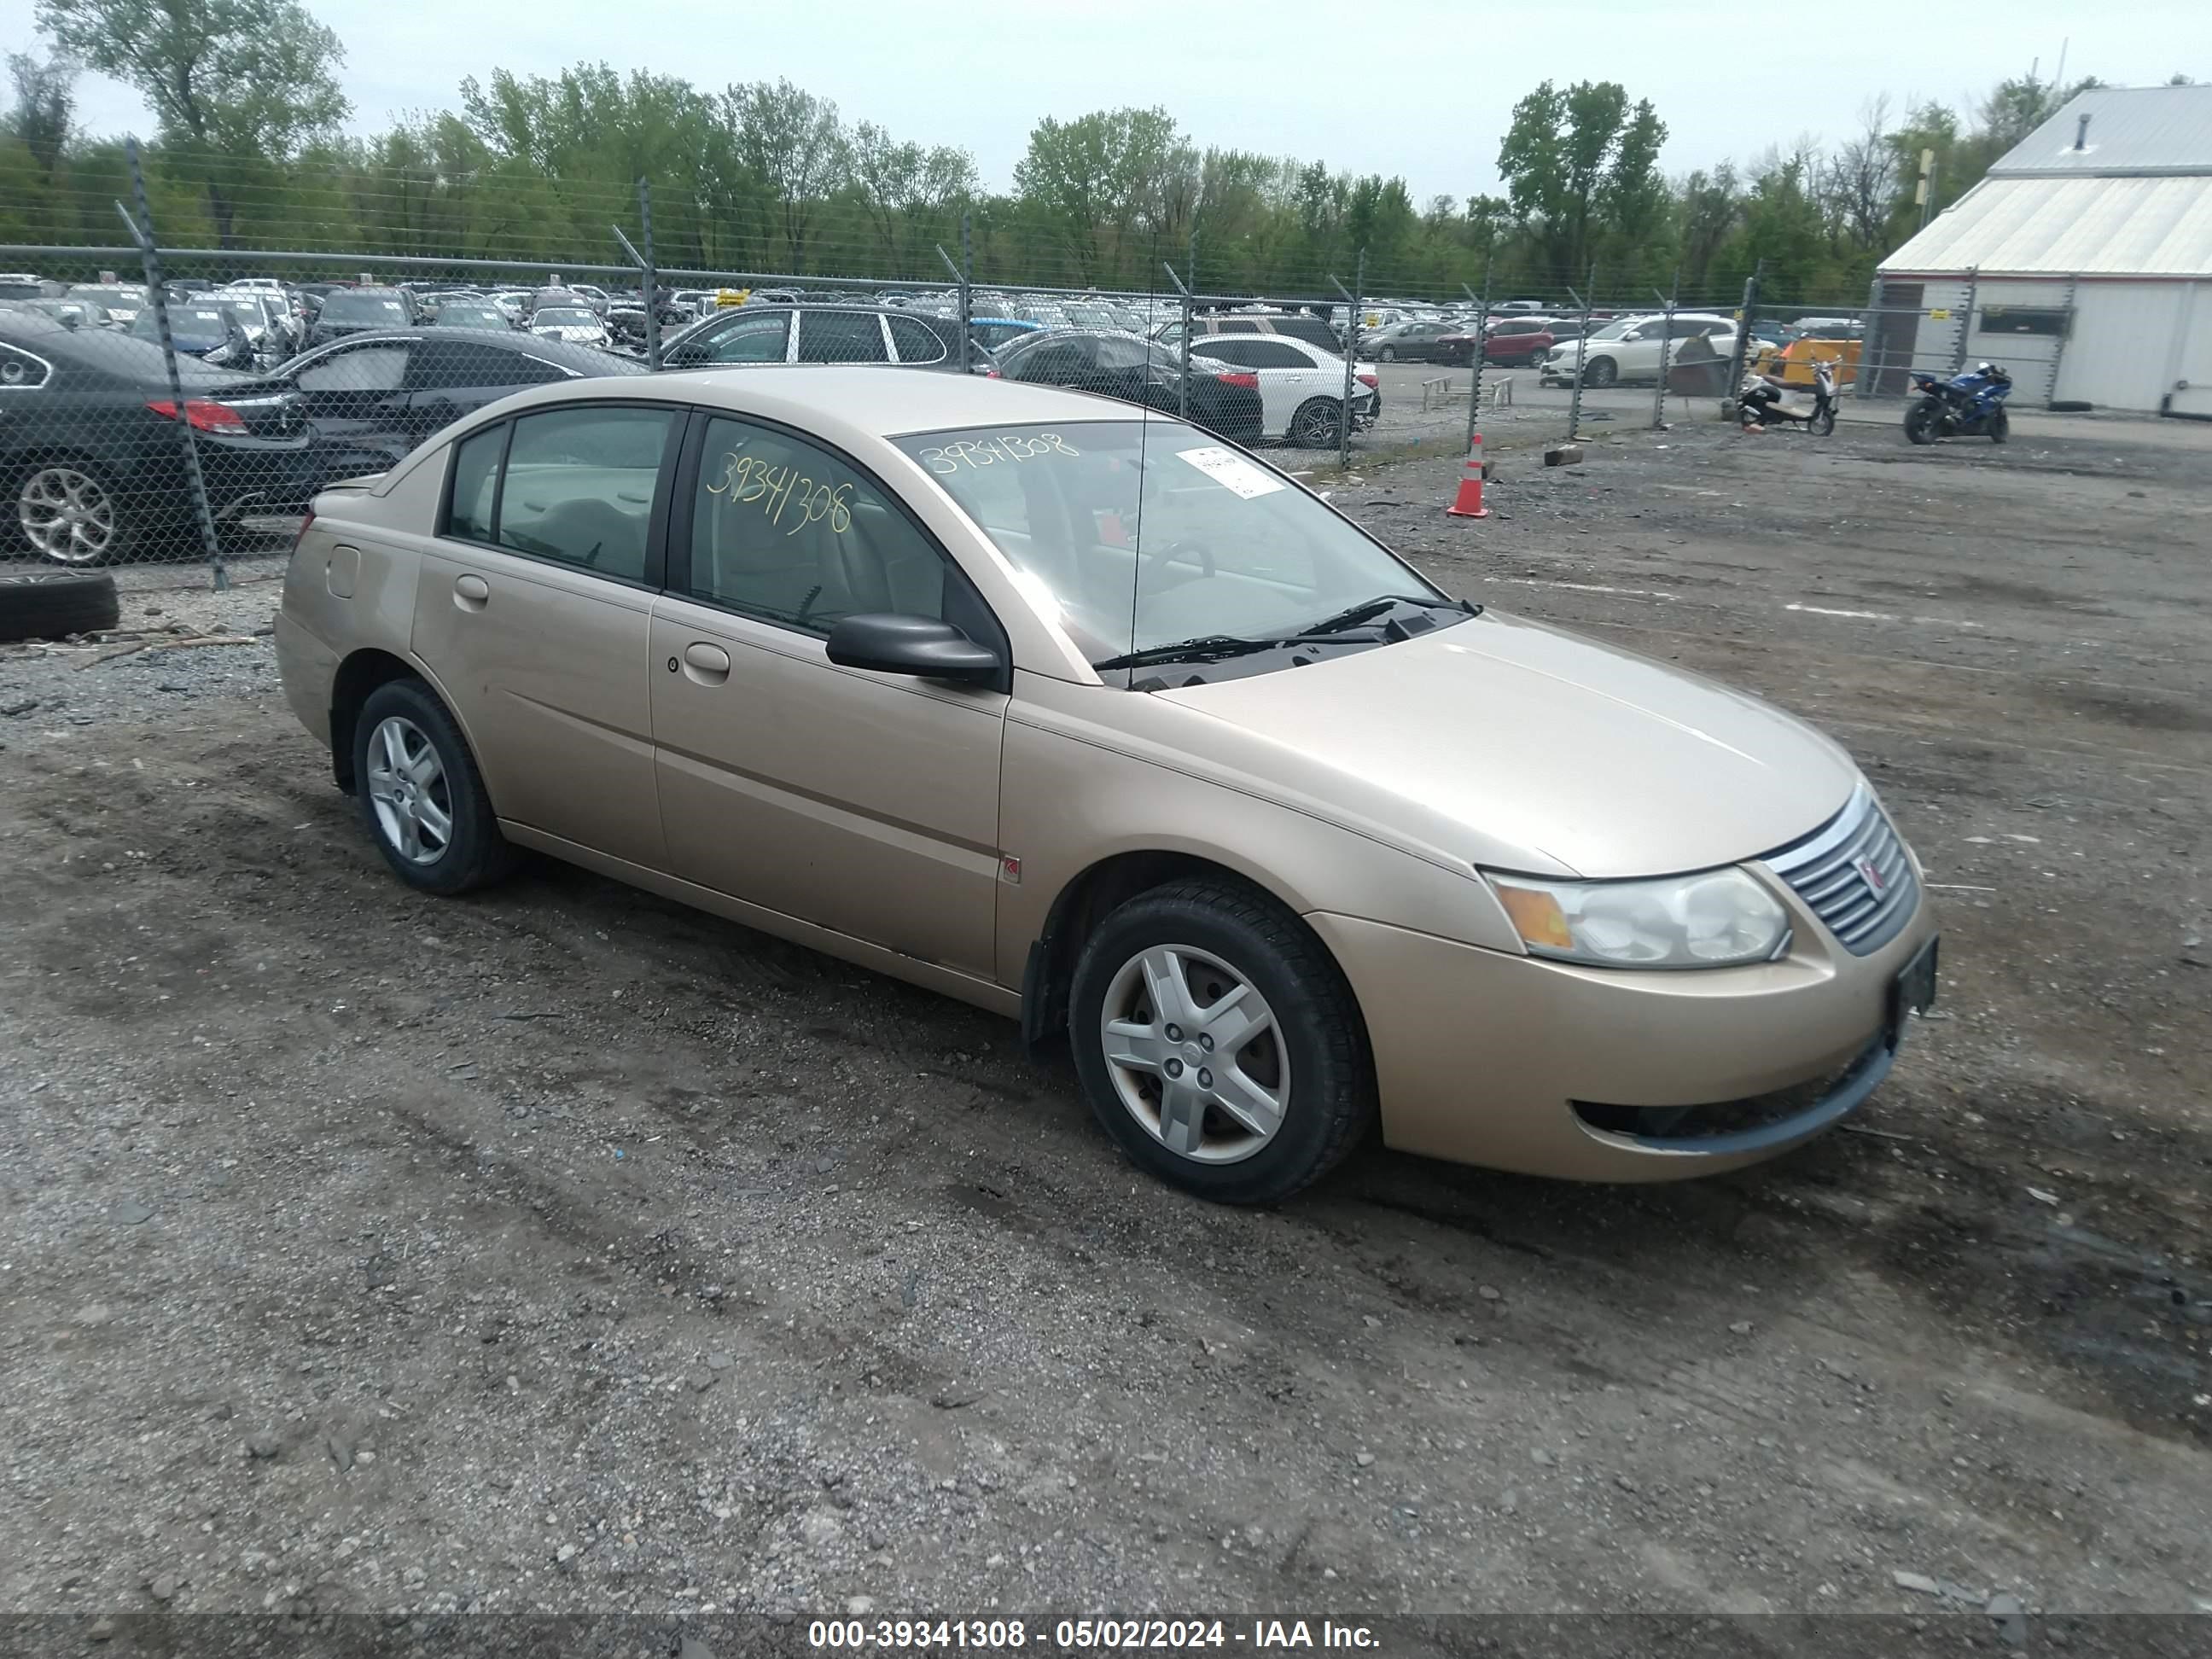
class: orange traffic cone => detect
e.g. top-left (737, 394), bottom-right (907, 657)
top-left (1447, 434), bottom-right (1490, 519)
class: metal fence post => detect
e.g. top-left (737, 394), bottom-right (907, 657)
top-left (637, 179), bottom-right (660, 371)
top-left (1723, 261), bottom-right (1761, 412)
top-left (1650, 268), bottom-right (1679, 429)
top-left (1343, 248), bottom-right (1365, 469)
top-left (1565, 265), bottom-right (1596, 443)
top-left (960, 212), bottom-right (974, 375)
top-left (1462, 259), bottom-right (1493, 451)
top-left (1161, 261), bottom-right (1192, 421)
top-left (119, 138), bottom-right (224, 589)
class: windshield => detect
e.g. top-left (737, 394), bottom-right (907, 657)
top-left (1586, 317), bottom-right (1651, 342)
top-left (69, 286), bottom-right (143, 311)
top-left (893, 419), bottom-right (1454, 677)
top-left (131, 306), bottom-right (230, 339)
top-left (436, 304), bottom-right (506, 326)
top-left (321, 292), bottom-right (408, 323)
top-left (535, 308), bottom-right (596, 327)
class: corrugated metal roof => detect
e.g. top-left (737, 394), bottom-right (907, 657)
top-left (1990, 84), bottom-right (2212, 178)
top-left (1877, 174), bottom-right (2212, 277)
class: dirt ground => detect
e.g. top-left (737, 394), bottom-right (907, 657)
top-left (2, 412), bottom-right (2209, 1628)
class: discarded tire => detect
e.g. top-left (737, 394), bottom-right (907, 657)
top-left (0, 568), bottom-right (122, 643)
top-left (2047, 399), bottom-right (2093, 413)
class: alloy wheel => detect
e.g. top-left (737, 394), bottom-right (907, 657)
top-left (364, 715), bottom-right (455, 865)
top-left (1099, 944), bottom-right (1288, 1164)
top-left (18, 466), bottom-right (116, 565)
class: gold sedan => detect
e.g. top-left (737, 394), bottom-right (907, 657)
top-left (276, 366), bottom-right (1937, 1202)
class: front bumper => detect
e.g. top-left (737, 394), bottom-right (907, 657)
top-left (1307, 888), bottom-right (1939, 1181)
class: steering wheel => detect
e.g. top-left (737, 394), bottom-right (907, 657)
top-left (1143, 536), bottom-right (1216, 594)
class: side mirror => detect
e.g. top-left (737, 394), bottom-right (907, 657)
top-left (826, 614), bottom-right (1003, 688)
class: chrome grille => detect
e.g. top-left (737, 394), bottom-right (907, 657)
top-left (1761, 788), bottom-right (1918, 956)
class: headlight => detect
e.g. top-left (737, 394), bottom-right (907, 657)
top-left (1487, 868), bottom-right (1790, 969)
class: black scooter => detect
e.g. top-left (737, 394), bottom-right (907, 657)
top-left (1738, 358), bottom-right (1838, 435)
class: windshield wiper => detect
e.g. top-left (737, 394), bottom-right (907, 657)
top-left (1298, 593), bottom-right (1479, 635)
top-left (1091, 635), bottom-right (1283, 672)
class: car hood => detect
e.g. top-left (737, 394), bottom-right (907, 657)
top-left (1154, 610), bottom-right (1859, 879)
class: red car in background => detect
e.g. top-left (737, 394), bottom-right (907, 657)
top-left (1439, 316), bottom-right (1567, 367)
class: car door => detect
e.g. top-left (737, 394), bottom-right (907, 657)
top-left (1088, 334), bottom-right (1161, 410)
top-left (285, 339), bottom-right (418, 462)
top-left (405, 336), bottom-right (572, 443)
top-left (410, 402), bottom-right (684, 870)
top-left (1243, 338), bottom-right (1321, 433)
top-left (648, 410), bottom-right (1007, 978)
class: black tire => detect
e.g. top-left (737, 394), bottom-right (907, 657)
top-left (349, 678), bottom-right (516, 895)
top-left (0, 568), bottom-right (121, 643)
top-left (1378, 346), bottom-right (1395, 363)
top-left (1903, 403), bottom-right (1938, 445)
top-left (1988, 407), bottom-right (2009, 444)
top-left (1584, 356), bottom-right (1618, 388)
top-left (1289, 398), bottom-right (1344, 448)
top-left (1068, 877), bottom-right (1376, 1204)
top-left (1811, 405), bottom-right (1836, 437)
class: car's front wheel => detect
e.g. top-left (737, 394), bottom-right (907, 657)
top-left (1069, 878), bottom-right (1376, 1203)
top-left (1584, 356), bottom-right (1619, 387)
top-left (352, 678), bottom-right (516, 895)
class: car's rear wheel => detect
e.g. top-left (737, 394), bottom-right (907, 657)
top-left (1584, 356), bottom-right (1619, 388)
top-left (351, 678), bottom-right (516, 895)
top-left (1289, 398), bottom-right (1345, 447)
top-left (13, 462), bottom-right (136, 567)
top-left (1069, 878), bottom-right (1375, 1203)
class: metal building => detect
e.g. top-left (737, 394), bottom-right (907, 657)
top-left (1872, 84), bottom-right (2212, 416)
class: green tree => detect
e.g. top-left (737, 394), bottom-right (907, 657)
top-left (36, 0), bottom-right (346, 246)
top-left (1011, 107), bottom-right (1191, 286)
top-left (727, 79), bottom-right (849, 271)
top-left (6, 50), bottom-right (77, 176)
top-left (1496, 79), bottom-right (1664, 281)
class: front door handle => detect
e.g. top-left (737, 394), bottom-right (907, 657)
top-left (680, 641), bottom-right (731, 684)
top-left (453, 573), bottom-right (489, 610)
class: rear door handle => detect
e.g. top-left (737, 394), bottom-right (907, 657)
top-left (453, 573), bottom-right (489, 610)
top-left (679, 641), bottom-right (731, 684)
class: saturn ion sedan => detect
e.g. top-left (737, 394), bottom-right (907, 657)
top-left (276, 366), bottom-right (1938, 1203)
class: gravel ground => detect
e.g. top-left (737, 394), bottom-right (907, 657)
top-left (2, 418), bottom-right (2209, 1627)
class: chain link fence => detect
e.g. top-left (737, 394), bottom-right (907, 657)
top-left (3, 144), bottom-right (1908, 582)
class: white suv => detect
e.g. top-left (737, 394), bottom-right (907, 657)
top-left (1540, 313), bottom-right (1736, 387)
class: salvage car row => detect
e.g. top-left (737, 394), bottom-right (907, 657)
top-left (2, 288), bottom-right (1387, 563)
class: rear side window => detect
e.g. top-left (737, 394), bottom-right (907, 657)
top-left (1244, 341), bottom-right (1310, 369)
top-left (888, 314), bottom-right (947, 364)
top-left (1213, 320), bottom-right (1260, 335)
top-left (796, 311), bottom-right (889, 364)
top-left (1189, 338), bottom-right (1255, 367)
top-left (492, 406), bottom-right (677, 583)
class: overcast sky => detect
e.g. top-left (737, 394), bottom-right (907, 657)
top-left (15, 0), bottom-right (2211, 199)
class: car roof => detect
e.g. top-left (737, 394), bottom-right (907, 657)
top-left (398, 364), bottom-right (1145, 469)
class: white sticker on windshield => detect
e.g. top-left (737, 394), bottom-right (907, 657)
top-left (1175, 445), bottom-right (1285, 499)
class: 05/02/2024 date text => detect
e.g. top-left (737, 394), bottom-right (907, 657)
top-left (806, 1620), bottom-right (1381, 1650)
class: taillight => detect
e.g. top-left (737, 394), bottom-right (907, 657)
top-left (1356, 373), bottom-right (1378, 389)
top-left (1217, 371), bottom-right (1259, 389)
top-left (986, 367), bottom-right (1001, 379)
top-left (147, 398), bottom-right (250, 434)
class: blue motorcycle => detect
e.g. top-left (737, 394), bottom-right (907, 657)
top-left (1903, 361), bottom-right (2013, 445)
